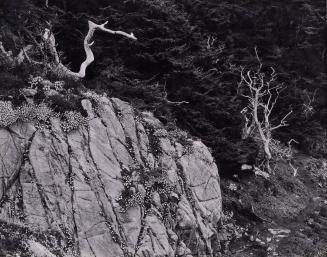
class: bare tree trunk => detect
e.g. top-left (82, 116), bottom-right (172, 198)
top-left (239, 54), bottom-right (291, 172)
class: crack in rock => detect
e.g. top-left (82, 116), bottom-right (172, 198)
top-left (0, 97), bottom-right (222, 257)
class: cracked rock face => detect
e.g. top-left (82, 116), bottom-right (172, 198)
top-left (0, 97), bottom-right (222, 257)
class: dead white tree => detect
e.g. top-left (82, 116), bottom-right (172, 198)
top-left (1, 20), bottom-right (137, 80)
top-left (43, 20), bottom-right (137, 80)
top-left (239, 49), bottom-right (292, 171)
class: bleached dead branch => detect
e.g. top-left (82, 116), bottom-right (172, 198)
top-left (239, 48), bottom-right (292, 171)
top-left (43, 20), bottom-right (137, 80)
top-left (1, 20), bottom-right (137, 80)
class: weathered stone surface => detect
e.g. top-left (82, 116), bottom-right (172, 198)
top-left (0, 97), bottom-right (222, 257)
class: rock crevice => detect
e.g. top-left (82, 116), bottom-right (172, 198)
top-left (0, 97), bottom-right (222, 257)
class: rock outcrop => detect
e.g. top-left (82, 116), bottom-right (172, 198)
top-left (0, 96), bottom-right (221, 257)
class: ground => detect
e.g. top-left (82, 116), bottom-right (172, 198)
top-left (220, 152), bottom-right (327, 257)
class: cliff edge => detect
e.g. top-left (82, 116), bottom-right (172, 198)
top-left (0, 96), bottom-right (222, 257)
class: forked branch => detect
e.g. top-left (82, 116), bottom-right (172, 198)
top-left (239, 49), bottom-right (292, 171)
top-left (43, 20), bottom-right (137, 80)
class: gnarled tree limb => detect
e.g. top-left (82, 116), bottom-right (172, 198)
top-left (43, 20), bottom-right (137, 80)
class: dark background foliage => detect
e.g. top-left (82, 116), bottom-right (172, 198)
top-left (0, 0), bottom-right (326, 174)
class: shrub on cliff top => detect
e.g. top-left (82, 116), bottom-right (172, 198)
top-left (0, 100), bottom-right (89, 133)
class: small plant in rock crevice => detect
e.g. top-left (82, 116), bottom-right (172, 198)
top-left (145, 120), bottom-right (195, 159)
top-left (60, 111), bottom-right (89, 133)
top-left (167, 127), bottom-right (195, 155)
top-left (81, 90), bottom-right (107, 113)
top-left (116, 166), bottom-right (146, 213)
top-left (116, 164), bottom-right (178, 218)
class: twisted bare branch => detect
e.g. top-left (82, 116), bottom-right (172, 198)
top-left (1, 20), bottom-right (137, 80)
top-left (43, 20), bottom-right (137, 80)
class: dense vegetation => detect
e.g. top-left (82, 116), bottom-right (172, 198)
top-left (1, 0), bottom-right (325, 174)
